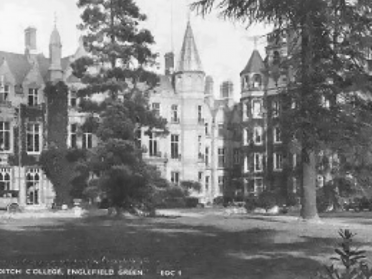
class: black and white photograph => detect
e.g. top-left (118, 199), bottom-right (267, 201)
top-left (0, 0), bottom-right (372, 278)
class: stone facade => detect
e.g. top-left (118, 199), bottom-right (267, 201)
top-left (143, 22), bottom-right (240, 204)
top-left (0, 25), bottom-right (91, 208)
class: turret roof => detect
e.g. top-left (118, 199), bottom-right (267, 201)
top-left (50, 26), bottom-right (61, 46)
top-left (240, 49), bottom-right (264, 75)
top-left (177, 21), bottom-right (203, 72)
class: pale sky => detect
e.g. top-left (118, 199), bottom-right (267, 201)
top-left (0, 0), bottom-right (270, 100)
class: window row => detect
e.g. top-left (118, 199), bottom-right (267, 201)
top-left (69, 124), bottom-right (93, 149)
top-left (0, 168), bottom-right (41, 205)
top-left (0, 122), bottom-right (43, 153)
top-left (243, 126), bottom-right (282, 145)
top-left (243, 152), bottom-right (283, 173)
top-left (151, 103), bottom-right (204, 123)
top-left (243, 99), bottom-right (280, 119)
top-left (0, 85), bottom-right (40, 106)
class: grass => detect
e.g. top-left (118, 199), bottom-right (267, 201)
top-left (0, 209), bottom-right (372, 279)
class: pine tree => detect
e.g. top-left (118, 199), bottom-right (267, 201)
top-left (71, 0), bottom-right (168, 210)
top-left (192, 0), bottom-right (372, 220)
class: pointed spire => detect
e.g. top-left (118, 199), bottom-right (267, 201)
top-left (177, 21), bottom-right (203, 72)
top-left (50, 14), bottom-right (61, 47)
top-left (240, 50), bottom-right (264, 75)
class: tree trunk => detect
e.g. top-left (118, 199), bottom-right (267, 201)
top-left (300, 150), bottom-right (319, 220)
top-left (299, 10), bottom-right (319, 221)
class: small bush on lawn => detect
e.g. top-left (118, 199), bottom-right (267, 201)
top-left (314, 229), bottom-right (372, 279)
top-left (256, 191), bottom-right (278, 210)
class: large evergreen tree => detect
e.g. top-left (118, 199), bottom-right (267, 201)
top-left (71, 0), bottom-right (168, 210)
top-left (192, 0), bottom-right (372, 220)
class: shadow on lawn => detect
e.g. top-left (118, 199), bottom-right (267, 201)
top-left (0, 215), bottom-right (369, 279)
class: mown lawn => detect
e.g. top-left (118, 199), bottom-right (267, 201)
top-left (0, 210), bottom-right (372, 279)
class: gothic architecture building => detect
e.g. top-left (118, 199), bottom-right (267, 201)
top-left (143, 22), bottom-right (240, 203)
top-left (0, 20), bottom-right (241, 207)
top-left (0, 24), bottom-right (92, 208)
top-left (239, 32), bottom-right (296, 198)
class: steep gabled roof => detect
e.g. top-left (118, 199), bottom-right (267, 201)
top-left (177, 21), bottom-right (203, 72)
top-left (0, 51), bottom-right (32, 84)
top-left (240, 49), bottom-right (264, 75)
top-left (0, 51), bottom-right (72, 84)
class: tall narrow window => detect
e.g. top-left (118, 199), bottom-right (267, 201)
top-left (69, 90), bottom-right (78, 108)
top-left (272, 100), bottom-right (280, 117)
top-left (205, 147), bottom-right (209, 166)
top-left (0, 121), bottom-right (10, 152)
top-left (253, 126), bottom-right (263, 145)
top-left (0, 168), bottom-right (11, 191)
top-left (28, 88), bottom-right (38, 106)
top-left (274, 152), bottom-right (283, 171)
top-left (82, 127), bottom-right (93, 149)
top-left (70, 124), bottom-right (77, 148)
top-left (243, 128), bottom-right (249, 145)
top-left (171, 104), bottom-right (179, 123)
top-left (149, 133), bottom-right (159, 157)
top-left (205, 176), bottom-right (210, 191)
top-left (198, 135), bottom-right (202, 159)
top-left (198, 172), bottom-right (203, 182)
top-left (26, 168), bottom-right (40, 205)
top-left (218, 176), bottom-right (224, 193)
top-left (205, 123), bottom-right (209, 135)
top-left (254, 153), bottom-right (263, 172)
top-left (273, 127), bottom-right (282, 143)
top-left (252, 100), bottom-right (262, 118)
top-left (233, 148), bottom-right (240, 165)
top-left (292, 153), bottom-right (297, 168)
top-left (171, 171), bottom-right (180, 185)
top-left (198, 105), bottom-right (203, 123)
top-left (218, 148), bottom-right (225, 168)
top-left (244, 155), bottom-right (249, 172)
top-left (218, 124), bottom-right (224, 137)
top-left (152, 103), bottom-right (160, 116)
top-left (26, 123), bottom-right (41, 153)
top-left (0, 85), bottom-right (9, 103)
top-left (171, 134), bottom-right (179, 159)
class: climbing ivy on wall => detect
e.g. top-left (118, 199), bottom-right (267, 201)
top-left (39, 81), bottom-right (76, 205)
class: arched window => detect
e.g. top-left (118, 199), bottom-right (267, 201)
top-left (253, 74), bottom-right (262, 88)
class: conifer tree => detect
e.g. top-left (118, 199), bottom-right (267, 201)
top-left (71, 0), bottom-right (168, 209)
top-left (192, 0), bottom-right (372, 220)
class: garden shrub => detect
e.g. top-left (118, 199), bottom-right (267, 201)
top-left (256, 191), bottom-right (278, 209)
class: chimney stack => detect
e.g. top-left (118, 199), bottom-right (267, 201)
top-left (164, 52), bottom-right (175, 75)
top-left (220, 80), bottom-right (234, 99)
top-left (25, 26), bottom-right (37, 55)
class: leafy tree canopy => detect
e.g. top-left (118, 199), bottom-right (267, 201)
top-left (70, 0), bottom-right (168, 208)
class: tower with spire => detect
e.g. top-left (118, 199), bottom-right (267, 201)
top-left (48, 20), bottom-right (63, 81)
top-left (174, 20), bottom-right (206, 186)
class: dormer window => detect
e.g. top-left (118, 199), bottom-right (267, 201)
top-left (0, 85), bottom-right (9, 103)
top-left (28, 88), bottom-right (38, 106)
top-left (253, 74), bottom-right (262, 88)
